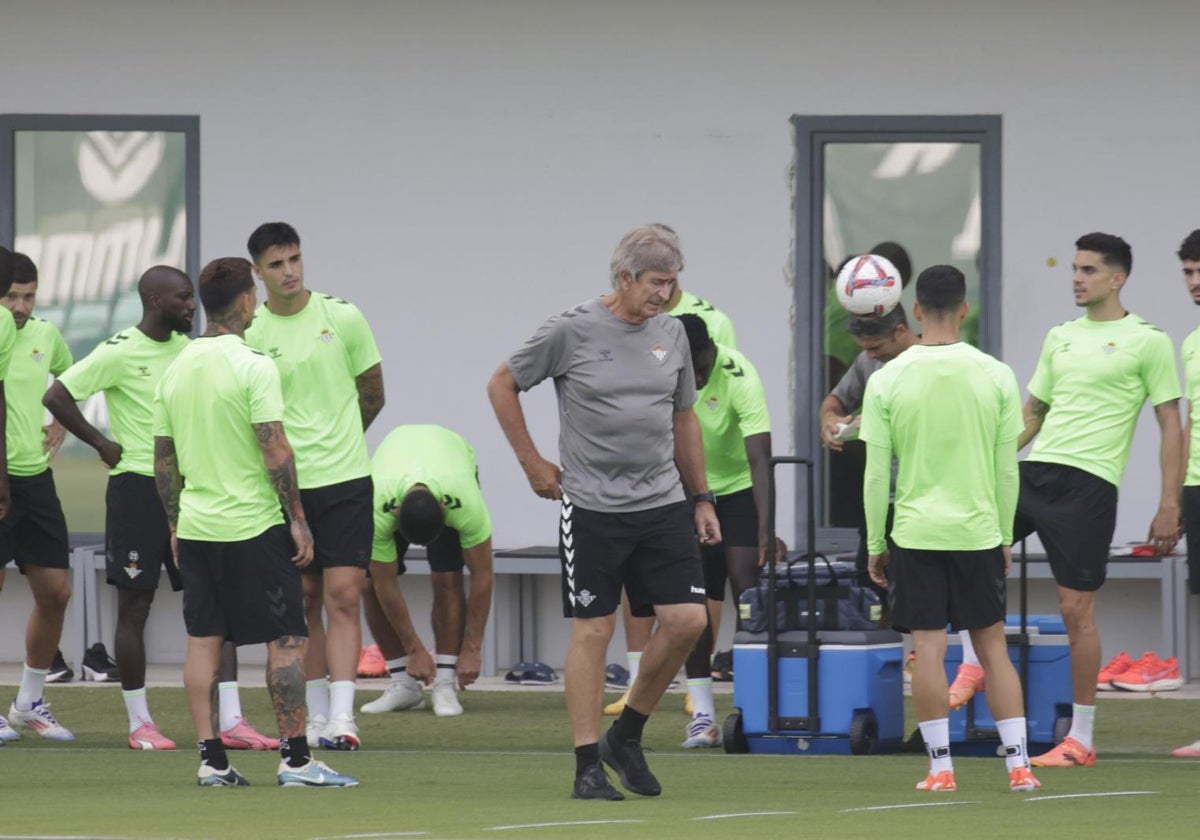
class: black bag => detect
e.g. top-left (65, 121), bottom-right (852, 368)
top-left (738, 554), bottom-right (882, 633)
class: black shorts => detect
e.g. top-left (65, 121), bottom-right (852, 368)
top-left (701, 488), bottom-right (759, 600)
top-left (887, 544), bottom-right (1007, 634)
top-left (178, 523), bottom-right (307, 644)
top-left (396, 527), bottom-right (464, 574)
top-left (1013, 461), bottom-right (1117, 592)
top-left (0, 469), bottom-right (70, 571)
top-left (558, 496), bottom-right (705, 619)
top-left (1183, 485), bottom-right (1200, 595)
top-left (105, 472), bottom-right (181, 591)
top-left (299, 476), bottom-right (373, 574)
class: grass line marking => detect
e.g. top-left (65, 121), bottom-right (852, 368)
top-left (485, 820), bottom-right (644, 831)
top-left (841, 801), bottom-right (979, 813)
top-left (692, 812), bottom-right (797, 820)
top-left (1025, 791), bottom-right (1158, 802)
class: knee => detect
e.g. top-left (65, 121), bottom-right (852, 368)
top-left (661, 606), bottom-right (707, 645)
top-left (34, 579), bottom-right (72, 613)
top-left (119, 593), bottom-right (154, 628)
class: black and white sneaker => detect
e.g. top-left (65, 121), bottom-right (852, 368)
top-left (571, 762), bottom-right (624, 800)
top-left (600, 728), bottom-right (661, 797)
top-left (46, 650), bottom-right (74, 684)
top-left (81, 643), bottom-right (120, 682)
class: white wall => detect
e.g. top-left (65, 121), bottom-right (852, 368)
top-left (3, 0), bottom-right (1199, 664)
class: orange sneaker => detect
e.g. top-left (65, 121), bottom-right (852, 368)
top-left (1112, 654), bottom-right (1183, 692)
top-left (948, 663), bottom-right (986, 709)
top-left (1096, 650), bottom-right (1136, 690)
top-left (1031, 736), bottom-right (1095, 767)
top-left (1008, 766), bottom-right (1041, 791)
top-left (357, 643), bottom-right (388, 678)
top-left (915, 770), bottom-right (956, 791)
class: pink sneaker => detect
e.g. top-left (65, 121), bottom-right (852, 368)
top-left (128, 721), bottom-right (177, 750)
top-left (220, 719), bottom-right (281, 750)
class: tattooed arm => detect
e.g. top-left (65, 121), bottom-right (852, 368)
top-left (356, 363), bottom-right (385, 432)
top-left (253, 421), bottom-right (314, 567)
top-left (1017, 395), bottom-right (1050, 451)
top-left (153, 435), bottom-right (183, 532)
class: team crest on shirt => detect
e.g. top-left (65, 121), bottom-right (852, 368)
top-left (136, 365), bottom-right (151, 377)
top-left (651, 343), bottom-right (668, 362)
top-left (30, 348), bottom-right (44, 363)
top-left (1103, 341), bottom-right (1118, 354)
top-left (124, 551), bottom-right (142, 579)
top-left (318, 329), bottom-right (334, 344)
top-left (706, 397), bottom-right (720, 411)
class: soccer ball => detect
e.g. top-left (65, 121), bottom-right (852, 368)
top-left (836, 254), bottom-right (902, 317)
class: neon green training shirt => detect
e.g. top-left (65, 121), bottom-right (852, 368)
top-left (860, 343), bottom-right (1023, 553)
top-left (57, 328), bottom-right (189, 477)
top-left (1026, 314), bottom-right (1181, 487)
top-left (244, 292), bottom-right (381, 489)
top-left (6, 317), bottom-right (72, 476)
top-left (370, 424), bottom-right (492, 562)
top-left (695, 344), bottom-right (771, 496)
top-left (1182, 327), bottom-right (1200, 486)
top-left (153, 335), bottom-right (285, 541)
top-left (667, 290), bottom-right (737, 349)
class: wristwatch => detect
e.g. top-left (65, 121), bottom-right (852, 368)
top-left (692, 491), bottom-right (717, 506)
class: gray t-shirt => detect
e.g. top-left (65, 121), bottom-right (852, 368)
top-left (508, 297), bottom-right (697, 513)
top-left (831, 351), bottom-right (883, 415)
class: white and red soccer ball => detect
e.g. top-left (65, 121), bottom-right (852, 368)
top-left (836, 254), bottom-right (902, 317)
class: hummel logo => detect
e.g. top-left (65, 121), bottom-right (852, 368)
top-left (105, 333), bottom-right (132, 346)
top-left (440, 494), bottom-right (462, 510)
top-left (382, 499), bottom-right (398, 514)
top-left (78, 131), bottom-right (166, 205)
top-left (721, 359), bottom-right (745, 377)
top-left (268, 347), bottom-right (282, 359)
top-left (690, 586), bottom-right (705, 595)
top-left (599, 349), bottom-right (613, 362)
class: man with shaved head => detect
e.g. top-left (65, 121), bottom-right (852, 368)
top-left (45, 265), bottom-right (274, 752)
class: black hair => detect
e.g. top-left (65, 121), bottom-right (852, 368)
top-left (247, 222), bottom-right (301, 262)
top-left (847, 303), bottom-right (908, 338)
top-left (915, 265), bottom-right (966, 313)
top-left (1075, 232), bottom-right (1132, 275)
top-left (198, 257), bottom-right (254, 316)
top-left (1177, 230), bottom-right (1200, 263)
top-left (398, 486), bottom-right (446, 546)
top-left (11, 252), bottom-right (37, 285)
top-left (869, 241), bottom-right (913, 289)
top-left (676, 313), bottom-right (713, 363)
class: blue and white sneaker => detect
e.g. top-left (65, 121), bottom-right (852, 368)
top-left (0, 712), bottom-right (20, 742)
top-left (8, 700), bottom-right (74, 741)
top-left (197, 764), bottom-right (250, 787)
top-left (278, 758), bottom-right (359, 787)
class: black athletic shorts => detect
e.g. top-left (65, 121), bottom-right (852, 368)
top-left (0, 469), bottom-right (70, 571)
top-left (701, 488), bottom-right (758, 601)
top-left (1182, 485), bottom-right (1200, 595)
top-left (105, 472), bottom-right (181, 591)
top-left (887, 544), bottom-right (1007, 634)
top-left (299, 476), bottom-right (373, 574)
top-left (178, 523), bottom-right (307, 644)
top-left (1013, 461), bottom-right (1117, 592)
top-left (396, 527), bottom-right (464, 574)
top-left (558, 495), bottom-right (705, 619)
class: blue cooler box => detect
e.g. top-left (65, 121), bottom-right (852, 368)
top-left (945, 614), bottom-right (1072, 746)
top-left (731, 628), bottom-right (904, 754)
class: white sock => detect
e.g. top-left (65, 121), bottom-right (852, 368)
top-left (960, 631), bottom-right (981, 667)
top-left (306, 678), bottom-right (330, 720)
top-left (627, 651), bottom-right (642, 685)
top-left (919, 717), bottom-right (953, 774)
top-left (386, 656), bottom-right (408, 680)
top-left (329, 680), bottom-right (356, 720)
top-left (435, 654), bottom-right (458, 687)
top-left (217, 681), bottom-right (243, 731)
top-left (123, 687), bottom-right (151, 732)
top-left (1067, 703), bottom-right (1096, 750)
top-left (995, 717), bottom-right (1029, 770)
top-left (16, 664), bottom-right (48, 711)
top-left (687, 677), bottom-right (715, 719)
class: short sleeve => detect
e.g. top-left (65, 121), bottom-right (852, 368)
top-left (858, 375), bottom-right (889, 448)
top-left (672, 324), bottom-right (697, 412)
top-left (49, 326), bottom-right (74, 377)
top-left (1142, 330), bottom-right (1183, 407)
top-left (1026, 328), bottom-right (1060, 404)
top-left (336, 301), bottom-right (383, 377)
top-left (371, 496), bottom-right (399, 562)
top-left (727, 352), bottom-right (772, 437)
top-left (830, 353), bottom-right (870, 414)
top-left (57, 338), bottom-right (119, 400)
top-left (507, 311), bottom-right (578, 391)
top-left (996, 362), bottom-right (1024, 442)
top-left (0, 314), bottom-right (16, 381)
top-left (245, 354), bottom-right (285, 424)
top-left (152, 382), bottom-right (173, 439)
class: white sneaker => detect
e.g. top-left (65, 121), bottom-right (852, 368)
top-left (431, 681), bottom-right (463, 717)
top-left (0, 712), bottom-right (19, 742)
top-left (8, 700), bottom-right (75, 741)
top-left (361, 679), bottom-right (425, 713)
top-left (681, 714), bottom-right (721, 749)
top-left (305, 713), bottom-right (327, 744)
top-left (320, 714), bottom-right (360, 751)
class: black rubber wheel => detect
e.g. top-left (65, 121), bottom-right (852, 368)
top-left (848, 710), bottom-right (879, 755)
top-left (1052, 714), bottom-right (1072, 745)
top-left (722, 710), bottom-right (748, 754)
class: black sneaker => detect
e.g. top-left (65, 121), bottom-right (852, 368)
top-left (81, 643), bottom-right (120, 682)
top-left (46, 650), bottom-right (74, 684)
top-left (599, 728), bottom-right (661, 797)
top-left (571, 763), bottom-right (624, 801)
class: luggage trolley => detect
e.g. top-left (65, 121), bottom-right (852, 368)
top-left (723, 456), bottom-right (905, 755)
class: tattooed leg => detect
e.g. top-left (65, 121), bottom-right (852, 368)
top-left (267, 634), bottom-right (309, 739)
